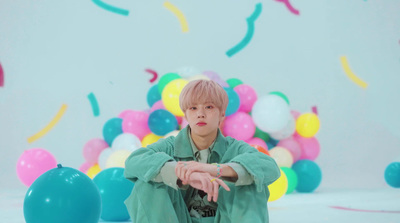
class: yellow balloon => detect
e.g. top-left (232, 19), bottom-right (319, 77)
top-left (162, 79), bottom-right (188, 117)
top-left (268, 169), bottom-right (288, 202)
top-left (142, 133), bottom-right (163, 147)
top-left (295, 113), bottom-right (320, 138)
top-left (269, 146), bottom-right (294, 168)
top-left (86, 164), bottom-right (101, 179)
top-left (106, 149), bottom-right (132, 168)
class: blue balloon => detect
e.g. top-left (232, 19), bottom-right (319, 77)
top-left (93, 168), bottom-right (134, 221)
top-left (148, 109), bottom-right (178, 136)
top-left (292, 159), bottom-right (322, 193)
top-left (384, 162), bottom-right (400, 188)
top-left (224, 87), bottom-right (240, 116)
top-left (24, 164), bottom-right (101, 223)
top-left (102, 117), bottom-right (123, 146)
top-left (147, 84), bottom-right (161, 107)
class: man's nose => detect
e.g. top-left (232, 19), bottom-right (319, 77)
top-left (197, 108), bottom-right (205, 118)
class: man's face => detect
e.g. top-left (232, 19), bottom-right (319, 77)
top-left (184, 102), bottom-right (225, 138)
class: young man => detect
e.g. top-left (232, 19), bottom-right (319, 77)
top-left (124, 80), bottom-right (280, 223)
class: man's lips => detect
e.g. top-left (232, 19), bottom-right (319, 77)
top-left (196, 122), bottom-right (207, 126)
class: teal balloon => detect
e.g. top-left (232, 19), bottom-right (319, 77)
top-left (147, 84), bottom-right (161, 107)
top-left (93, 168), bottom-right (134, 221)
top-left (384, 162), bottom-right (400, 188)
top-left (148, 109), bottom-right (178, 136)
top-left (224, 87), bottom-right (240, 116)
top-left (102, 117), bottom-right (123, 146)
top-left (24, 164), bottom-right (101, 223)
top-left (281, 167), bottom-right (298, 194)
top-left (292, 160), bottom-right (322, 193)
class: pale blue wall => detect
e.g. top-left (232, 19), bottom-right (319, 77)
top-left (1, 0), bottom-right (399, 190)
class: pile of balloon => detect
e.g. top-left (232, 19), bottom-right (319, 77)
top-left (17, 70), bottom-right (327, 223)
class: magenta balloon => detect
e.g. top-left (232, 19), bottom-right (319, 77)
top-left (222, 112), bottom-right (255, 141)
top-left (234, 84), bottom-right (258, 113)
top-left (294, 134), bottom-right (320, 160)
top-left (83, 138), bottom-right (109, 165)
top-left (246, 137), bottom-right (268, 150)
top-left (277, 137), bottom-right (302, 162)
top-left (121, 110), bottom-right (151, 140)
top-left (16, 148), bottom-right (57, 187)
top-left (150, 100), bottom-right (165, 113)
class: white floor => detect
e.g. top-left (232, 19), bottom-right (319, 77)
top-left (1, 187), bottom-right (399, 223)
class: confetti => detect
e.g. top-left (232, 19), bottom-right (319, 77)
top-left (226, 3), bottom-right (262, 57)
top-left (92, 0), bottom-right (129, 16)
top-left (164, 1), bottom-right (189, 33)
top-left (0, 62), bottom-right (3, 87)
top-left (87, 92), bottom-right (100, 117)
top-left (275, 0), bottom-right (300, 15)
top-left (27, 104), bottom-right (68, 143)
top-left (330, 206), bottom-right (400, 213)
top-left (311, 106), bottom-right (318, 115)
top-left (145, 69), bottom-right (159, 83)
top-left (340, 56), bottom-right (368, 89)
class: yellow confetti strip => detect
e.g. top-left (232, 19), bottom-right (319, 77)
top-left (163, 1), bottom-right (189, 33)
top-left (27, 104), bottom-right (68, 143)
top-left (340, 56), bottom-right (368, 89)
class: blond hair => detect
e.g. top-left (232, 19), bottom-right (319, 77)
top-left (179, 80), bottom-right (228, 113)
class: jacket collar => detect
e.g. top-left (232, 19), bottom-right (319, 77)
top-left (174, 126), bottom-right (227, 159)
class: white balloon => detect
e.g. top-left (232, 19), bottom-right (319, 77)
top-left (111, 133), bottom-right (142, 152)
top-left (251, 94), bottom-right (291, 133)
top-left (269, 116), bottom-right (296, 140)
top-left (98, 148), bottom-right (113, 169)
top-left (164, 130), bottom-right (180, 138)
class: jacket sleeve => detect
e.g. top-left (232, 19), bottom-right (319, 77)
top-left (124, 138), bottom-right (175, 183)
top-left (228, 140), bottom-right (281, 192)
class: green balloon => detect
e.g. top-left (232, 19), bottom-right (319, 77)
top-left (269, 91), bottom-right (290, 105)
top-left (281, 167), bottom-right (298, 194)
top-left (226, 78), bottom-right (243, 88)
top-left (158, 73), bottom-right (181, 94)
top-left (253, 127), bottom-right (270, 142)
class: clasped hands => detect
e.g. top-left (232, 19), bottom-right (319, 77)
top-left (175, 161), bottom-right (230, 202)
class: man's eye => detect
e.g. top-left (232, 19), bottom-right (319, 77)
top-left (206, 106), bottom-right (213, 109)
top-left (190, 107), bottom-right (196, 110)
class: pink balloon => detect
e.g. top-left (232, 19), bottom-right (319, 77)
top-left (222, 112), bottom-right (255, 141)
top-left (16, 148), bottom-right (57, 186)
top-left (293, 134), bottom-right (320, 160)
top-left (79, 162), bottom-right (91, 173)
top-left (234, 84), bottom-right (258, 113)
top-left (291, 110), bottom-right (301, 120)
top-left (277, 137), bottom-right (302, 162)
top-left (122, 110), bottom-right (151, 140)
top-left (181, 118), bottom-right (189, 129)
top-left (246, 137), bottom-right (268, 150)
top-left (82, 138), bottom-right (109, 165)
top-left (150, 100), bottom-right (165, 113)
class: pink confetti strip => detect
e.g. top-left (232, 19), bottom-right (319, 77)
top-left (330, 206), bottom-right (400, 214)
top-left (0, 62), bottom-right (4, 87)
top-left (145, 69), bottom-right (158, 83)
top-left (311, 106), bottom-right (318, 115)
top-left (276, 0), bottom-right (300, 15)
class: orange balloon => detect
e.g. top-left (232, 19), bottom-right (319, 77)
top-left (250, 144), bottom-right (270, 156)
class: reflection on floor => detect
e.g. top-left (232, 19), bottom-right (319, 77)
top-left (2, 188), bottom-right (399, 223)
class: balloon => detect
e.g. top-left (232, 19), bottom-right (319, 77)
top-left (269, 116), bottom-right (296, 140)
top-left (106, 150), bottom-right (131, 168)
top-left (164, 130), bottom-right (180, 138)
top-left (161, 79), bottom-right (188, 117)
top-left (222, 112), bottom-right (255, 141)
top-left (16, 148), bottom-right (57, 187)
top-left (142, 133), bottom-right (163, 147)
top-left (252, 94), bottom-right (291, 133)
top-left (291, 110), bottom-right (301, 120)
top-left (24, 164), bottom-right (101, 223)
top-left (226, 78), bottom-right (243, 88)
top-left (79, 162), bottom-right (91, 173)
top-left (268, 169), bottom-right (288, 202)
top-left (281, 167), bottom-right (298, 194)
top-left (296, 113), bottom-right (320, 138)
top-left (148, 109), bottom-right (179, 136)
top-left (269, 91), bottom-right (289, 105)
top-left (186, 74), bottom-right (210, 82)
top-left (294, 134), bottom-right (320, 161)
top-left (121, 110), bottom-right (151, 140)
top-left (87, 164), bottom-right (101, 179)
top-left (93, 168), bottom-right (134, 221)
top-left (176, 66), bottom-right (201, 77)
top-left (102, 117), bottom-right (123, 146)
top-left (98, 148), bottom-right (113, 170)
top-left (224, 87), bottom-right (240, 116)
top-left (292, 159), bottom-right (322, 193)
top-left (150, 100), bottom-right (166, 113)
top-left (147, 84), bottom-right (161, 107)
top-left (250, 144), bottom-right (270, 156)
top-left (246, 137), bottom-right (268, 150)
top-left (269, 146), bottom-right (294, 168)
top-left (181, 117), bottom-right (189, 129)
top-left (158, 73), bottom-right (181, 94)
top-left (384, 162), bottom-right (400, 188)
top-left (277, 137), bottom-right (302, 162)
top-left (202, 71), bottom-right (229, 87)
top-left (82, 138), bottom-right (108, 165)
top-left (253, 127), bottom-right (270, 142)
top-left (112, 133), bottom-right (142, 152)
top-left (234, 84), bottom-right (258, 113)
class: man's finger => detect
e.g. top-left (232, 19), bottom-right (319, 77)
top-left (217, 179), bottom-right (231, 191)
